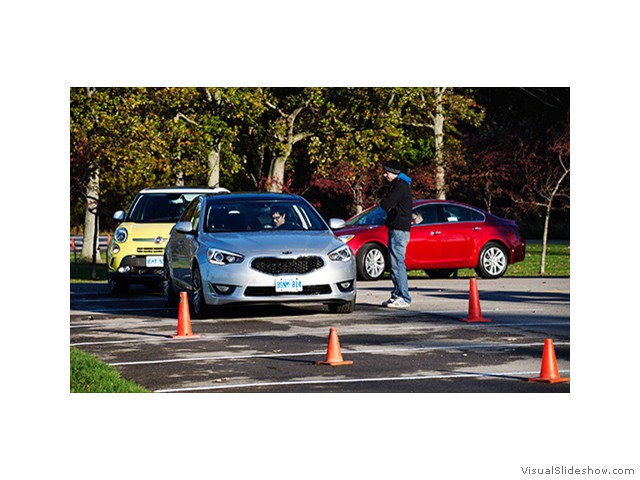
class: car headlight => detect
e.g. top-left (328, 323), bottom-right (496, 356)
top-left (207, 248), bottom-right (245, 265)
top-left (328, 245), bottom-right (353, 262)
top-left (114, 227), bottom-right (128, 243)
top-left (338, 234), bottom-right (354, 244)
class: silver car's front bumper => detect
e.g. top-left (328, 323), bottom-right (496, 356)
top-left (197, 254), bottom-right (356, 307)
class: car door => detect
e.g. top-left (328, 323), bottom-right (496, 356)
top-left (437, 203), bottom-right (485, 267)
top-left (406, 204), bottom-right (445, 269)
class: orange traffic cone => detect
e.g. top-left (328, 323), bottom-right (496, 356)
top-left (172, 291), bottom-right (201, 339)
top-left (529, 339), bottom-right (569, 383)
top-left (316, 328), bottom-right (353, 366)
top-left (459, 277), bottom-right (491, 322)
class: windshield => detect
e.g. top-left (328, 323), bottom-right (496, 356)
top-left (127, 193), bottom-right (202, 223)
top-left (203, 199), bottom-right (328, 233)
top-left (346, 206), bottom-right (387, 226)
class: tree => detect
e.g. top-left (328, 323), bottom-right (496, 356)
top-left (70, 87), bottom-right (570, 241)
top-left (260, 88), bottom-right (324, 192)
top-left (70, 87), bottom-right (104, 265)
top-left (530, 123), bottom-right (570, 273)
top-left (461, 126), bottom-right (520, 213)
top-left (494, 122), bottom-right (570, 273)
top-left (306, 88), bottom-right (409, 214)
top-left (398, 88), bottom-right (485, 199)
top-left (197, 88), bottom-right (267, 188)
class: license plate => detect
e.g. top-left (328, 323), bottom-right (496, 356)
top-left (146, 256), bottom-right (164, 267)
top-left (275, 277), bottom-right (303, 292)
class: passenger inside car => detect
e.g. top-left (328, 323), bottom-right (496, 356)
top-left (412, 205), bottom-right (438, 225)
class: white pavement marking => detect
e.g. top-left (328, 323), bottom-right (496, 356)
top-left (153, 369), bottom-right (571, 393)
top-left (108, 341), bottom-right (570, 366)
top-left (70, 322), bottom-right (569, 347)
top-left (71, 296), bottom-right (159, 303)
top-left (72, 307), bottom-right (169, 313)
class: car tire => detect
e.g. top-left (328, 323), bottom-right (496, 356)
top-left (108, 275), bottom-right (130, 294)
top-left (475, 242), bottom-right (508, 279)
top-left (425, 269), bottom-right (456, 279)
top-left (356, 243), bottom-right (386, 281)
top-left (328, 299), bottom-right (355, 313)
top-left (163, 259), bottom-right (179, 307)
top-left (191, 264), bottom-right (210, 318)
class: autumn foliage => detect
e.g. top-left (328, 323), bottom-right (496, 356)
top-left (70, 87), bottom-right (569, 240)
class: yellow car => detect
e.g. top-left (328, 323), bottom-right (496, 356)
top-left (107, 186), bottom-right (229, 293)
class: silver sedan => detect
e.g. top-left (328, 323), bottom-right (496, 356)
top-left (164, 193), bottom-right (356, 318)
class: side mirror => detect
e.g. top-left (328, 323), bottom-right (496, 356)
top-left (113, 210), bottom-right (125, 221)
top-left (174, 221), bottom-right (194, 234)
top-left (329, 218), bottom-right (346, 230)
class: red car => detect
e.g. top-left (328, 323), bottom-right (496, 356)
top-left (335, 200), bottom-right (525, 281)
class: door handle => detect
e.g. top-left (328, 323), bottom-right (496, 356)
top-left (431, 230), bottom-right (442, 235)
top-left (473, 227), bottom-right (482, 231)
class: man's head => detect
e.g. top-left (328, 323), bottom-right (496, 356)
top-left (383, 160), bottom-right (402, 182)
top-left (270, 207), bottom-right (287, 228)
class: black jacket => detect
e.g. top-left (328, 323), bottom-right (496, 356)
top-left (380, 178), bottom-right (412, 231)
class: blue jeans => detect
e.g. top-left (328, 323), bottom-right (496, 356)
top-left (388, 229), bottom-right (411, 303)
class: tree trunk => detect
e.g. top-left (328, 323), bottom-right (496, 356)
top-left (81, 168), bottom-right (101, 262)
top-left (433, 87), bottom-right (446, 199)
top-left (539, 159), bottom-right (569, 274)
top-left (268, 154), bottom-right (288, 192)
top-left (539, 202), bottom-right (552, 274)
top-left (352, 181), bottom-right (364, 214)
top-left (484, 180), bottom-right (493, 213)
top-left (266, 106), bottom-right (311, 193)
top-left (207, 145), bottom-right (221, 187)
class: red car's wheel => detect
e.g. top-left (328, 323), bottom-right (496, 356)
top-left (356, 243), bottom-right (386, 281)
top-left (475, 242), bottom-right (508, 279)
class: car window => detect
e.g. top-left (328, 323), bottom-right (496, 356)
top-left (189, 199), bottom-right (202, 230)
top-left (203, 199), bottom-right (327, 233)
top-left (412, 204), bottom-right (438, 225)
top-left (441, 204), bottom-right (485, 223)
top-left (180, 197), bottom-right (199, 223)
top-left (347, 207), bottom-right (387, 226)
top-left (127, 193), bottom-right (203, 223)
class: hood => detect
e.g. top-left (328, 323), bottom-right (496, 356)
top-left (198, 230), bottom-right (345, 256)
top-left (119, 222), bottom-right (176, 242)
top-left (333, 224), bottom-right (383, 236)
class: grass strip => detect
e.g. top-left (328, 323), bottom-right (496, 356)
top-left (70, 347), bottom-right (149, 393)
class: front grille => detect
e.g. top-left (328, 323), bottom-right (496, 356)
top-left (244, 285), bottom-right (332, 296)
top-left (137, 247), bottom-right (164, 254)
top-left (251, 256), bottom-right (324, 275)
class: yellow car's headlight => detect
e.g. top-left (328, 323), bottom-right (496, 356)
top-left (114, 227), bottom-right (128, 243)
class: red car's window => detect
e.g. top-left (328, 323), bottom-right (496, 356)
top-left (347, 207), bottom-right (387, 226)
top-left (412, 205), bottom-right (439, 225)
top-left (442, 205), bottom-right (485, 222)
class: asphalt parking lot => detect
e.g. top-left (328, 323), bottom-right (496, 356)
top-left (70, 276), bottom-right (570, 393)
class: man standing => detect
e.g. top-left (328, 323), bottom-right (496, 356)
top-left (380, 160), bottom-right (413, 308)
